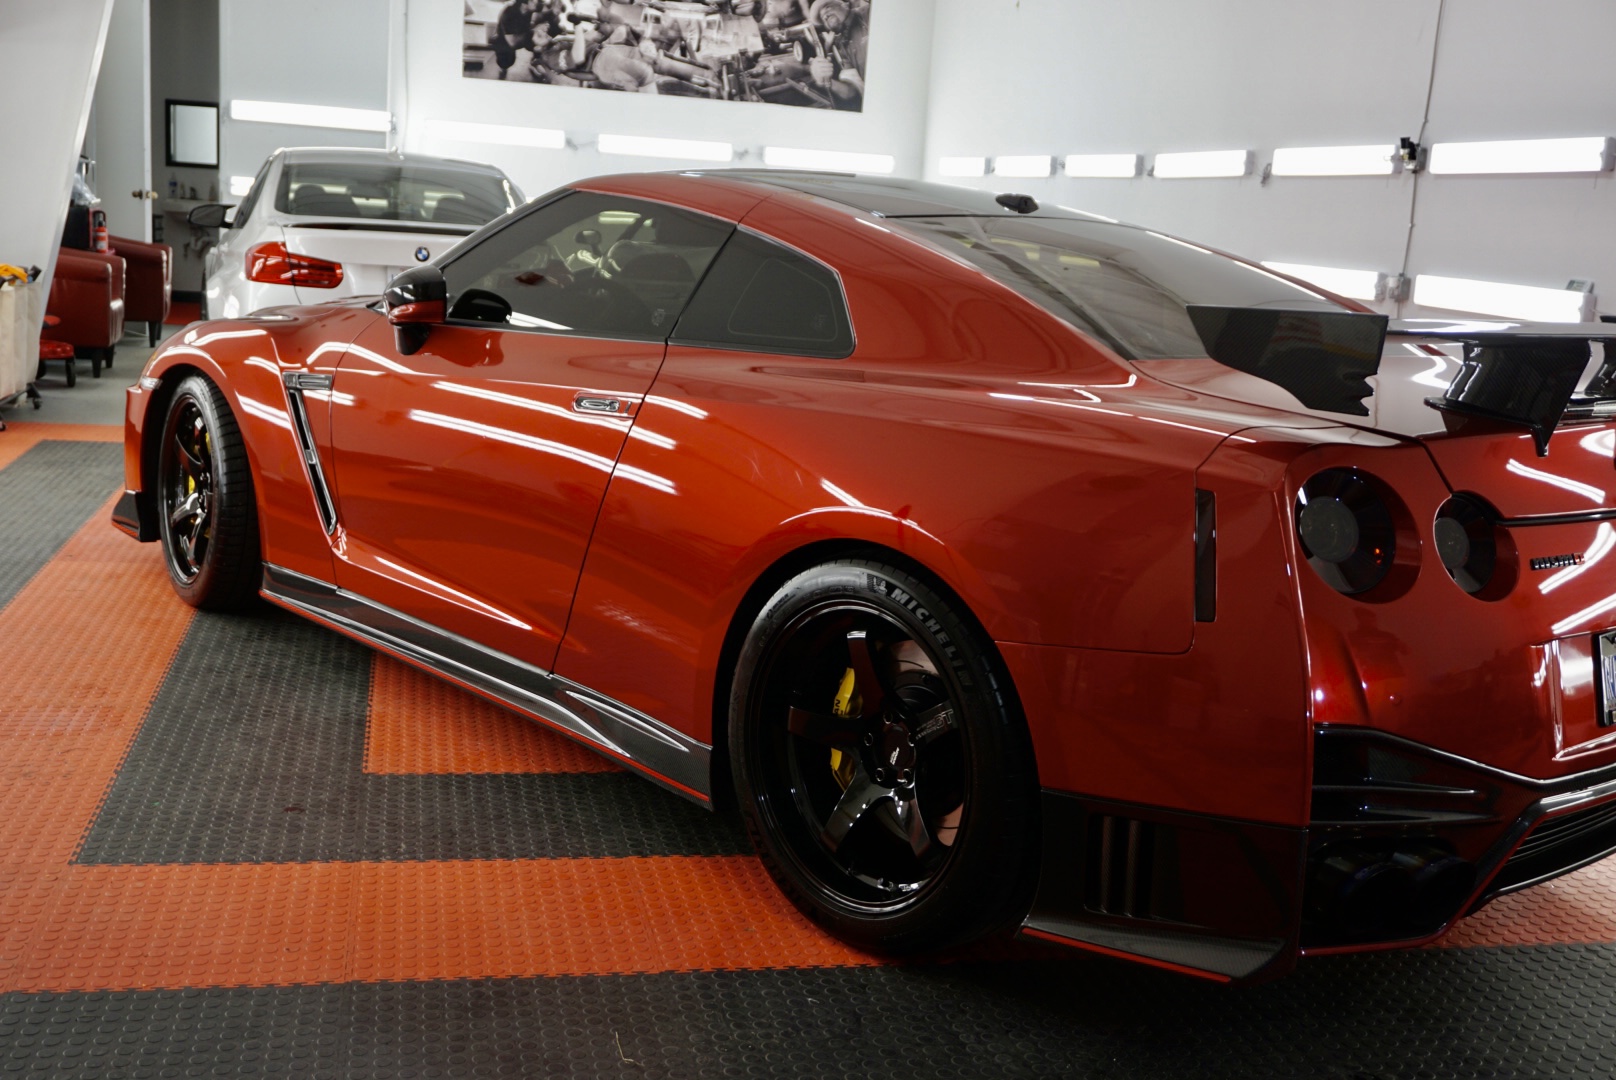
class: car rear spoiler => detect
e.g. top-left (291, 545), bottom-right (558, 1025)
top-left (1186, 306), bottom-right (1389, 417)
top-left (1392, 319), bottom-right (1616, 456)
top-left (1186, 309), bottom-right (1616, 457)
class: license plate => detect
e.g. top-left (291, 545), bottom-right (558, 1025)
top-left (1598, 630), bottom-right (1616, 726)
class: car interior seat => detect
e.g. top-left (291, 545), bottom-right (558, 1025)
top-left (291, 184), bottom-right (361, 218)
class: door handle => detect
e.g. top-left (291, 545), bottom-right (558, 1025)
top-left (574, 394), bottom-right (625, 415)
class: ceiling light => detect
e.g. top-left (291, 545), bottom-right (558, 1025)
top-left (1064, 153), bottom-right (1140, 178)
top-left (427, 119), bottom-right (565, 149)
top-left (1270, 144), bottom-right (1400, 177)
top-left (1428, 136), bottom-right (1614, 175)
top-left (228, 175), bottom-right (255, 197)
top-left (938, 156), bottom-right (987, 178)
top-left (1262, 261), bottom-right (1387, 301)
top-left (597, 133), bottom-right (733, 162)
top-left (229, 99), bottom-right (391, 133)
top-left (763, 146), bottom-right (895, 173)
top-left (1413, 274), bottom-right (1594, 323)
top-left (993, 155), bottom-right (1053, 178)
top-left (1153, 150), bottom-right (1252, 179)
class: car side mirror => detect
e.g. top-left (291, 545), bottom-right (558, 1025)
top-left (385, 265), bottom-right (447, 356)
top-left (186, 203), bottom-right (235, 229)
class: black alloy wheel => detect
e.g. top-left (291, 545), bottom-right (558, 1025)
top-left (156, 374), bottom-right (262, 610)
top-left (731, 560), bottom-right (1038, 954)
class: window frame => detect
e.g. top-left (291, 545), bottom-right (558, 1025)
top-left (667, 226), bottom-right (857, 360)
top-left (434, 189), bottom-right (739, 345)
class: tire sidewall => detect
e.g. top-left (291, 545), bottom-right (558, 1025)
top-left (156, 375), bottom-right (258, 608)
top-left (729, 559), bottom-right (1037, 953)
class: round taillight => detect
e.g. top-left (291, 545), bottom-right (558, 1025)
top-left (1296, 469), bottom-right (1399, 595)
top-left (1435, 494), bottom-right (1508, 597)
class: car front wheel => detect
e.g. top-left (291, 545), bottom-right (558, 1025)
top-left (730, 559), bottom-right (1039, 954)
top-left (156, 374), bottom-right (262, 610)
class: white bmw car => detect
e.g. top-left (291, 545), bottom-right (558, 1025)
top-left (194, 147), bottom-right (525, 320)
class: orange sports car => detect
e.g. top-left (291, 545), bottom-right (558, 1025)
top-left (115, 170), bottom-right (1616, 981)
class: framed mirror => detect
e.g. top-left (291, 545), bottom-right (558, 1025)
top-left (166, 100), bottom-right (219, 168)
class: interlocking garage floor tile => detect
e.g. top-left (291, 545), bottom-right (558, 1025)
top-left (9, 424), bottom-right (1616, 1077)
top-left (76, 607), bottom-right (748, 864)
top-left (6, 947), bottom-right (1616, 1079)
top-left (0, 441), bottom-right (122, 609)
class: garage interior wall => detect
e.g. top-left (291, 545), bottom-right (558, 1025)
top-left (195, 0), bottom-right (1616, 318)
top-left (396, 0), bottom-right (938, 198)
top-left (922, 0), bottom-right (1616, 320)
top-left (217, 0), bottom-right (391, 192)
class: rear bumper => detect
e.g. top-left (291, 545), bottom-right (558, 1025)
top-left (1020, 726), bottom-right (1616, 982)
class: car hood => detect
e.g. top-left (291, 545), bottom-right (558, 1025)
top-left (1138, 336), bottom-right (1616, 519)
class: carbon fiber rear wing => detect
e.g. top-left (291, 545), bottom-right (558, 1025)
top-left (1392, 319), bottom-right (1616, 456)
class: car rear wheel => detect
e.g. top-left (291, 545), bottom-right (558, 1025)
top-left (156, 374), bottom-right (262, 610)
top-left (730, 559), bottom-right (1039, 954)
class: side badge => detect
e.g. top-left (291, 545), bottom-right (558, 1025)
top-left (414, 247), bottom-right (431, 262)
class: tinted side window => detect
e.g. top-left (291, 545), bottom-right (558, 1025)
top-left (671, 231), bottom-right (854, 359)
top-left (441, 191), bottom-right (732, 341)
top-left (896, 216), bottom-right (1346, 361)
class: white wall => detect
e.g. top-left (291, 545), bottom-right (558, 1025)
top-left (0, 0), bottom-right (115, 295)
top-left (87, 0), bottom-right (153, 242)
top-left (1402, 0), bottom-right (1616, 317)
top-left (922, 0), bottom-right (1616, 319)
top-left (218, 0), bottom-right (390, 190)
top-left (398, 0), bottom-right (936, 199)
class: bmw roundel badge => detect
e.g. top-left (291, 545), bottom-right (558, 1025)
top-left (414, 247), bottom-right (431, 262)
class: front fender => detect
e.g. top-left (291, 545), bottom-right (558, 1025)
top-left (125, 309), bottom-right (377, 583)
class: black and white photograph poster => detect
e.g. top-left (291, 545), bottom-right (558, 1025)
top-left (462, 0), bottom-right (871, 111)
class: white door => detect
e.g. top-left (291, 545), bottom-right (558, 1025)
top-left (89, 0), bottom-right (154, 242)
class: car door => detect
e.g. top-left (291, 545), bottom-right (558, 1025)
top-left (326, 191), bottom-right (733, 670)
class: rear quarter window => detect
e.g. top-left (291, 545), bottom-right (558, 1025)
top-left (671, 231), bottom-right (854, 359)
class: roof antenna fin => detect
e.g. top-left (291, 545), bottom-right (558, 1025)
top-left (996, 193), bottom-right (1039, 214)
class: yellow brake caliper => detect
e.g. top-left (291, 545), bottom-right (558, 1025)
top-left (829, 667), bottom-right (858, 790)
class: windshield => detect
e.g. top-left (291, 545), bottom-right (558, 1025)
top-left (894, 216), bottom-right (1348, 360)
top-left (274, 161), bottom-right (515, 226)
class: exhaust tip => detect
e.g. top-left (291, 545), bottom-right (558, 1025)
top-left (1308, 842), bottom-right (1476, 940)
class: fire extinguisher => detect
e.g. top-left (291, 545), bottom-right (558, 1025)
top-left (91, 208), bottom-right (109, 253)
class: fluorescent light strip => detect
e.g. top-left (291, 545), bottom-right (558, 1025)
top-left (230, 99), bottom-right (391, 133)
top-left (1153, 149), bottom-right (1252, 179)
top-left (428, 119), bottom-right (565, 149)
top-left (1262, 261), bottom-right (1385, 302)
top-left (938, 156), bottom-right (987, 178)
top-left (1064, 153), bottom-right (1140, 178)
top-left (993, 155), bottom-right (1053, 179)
top-left (597, 133), bottom-right (732, 162)
top-left (228, 175), bottom-right (255, 197)
top-left (1270, 144), bottom-right (1399, 177)
top-left (1429, 136), bottom-right (1614, 175)
top-left (1413, 274), bottom-right (1593, 323)
top-left (763, 146), bottom-right (895, 174)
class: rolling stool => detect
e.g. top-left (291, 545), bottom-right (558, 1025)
top-left (37, 314), bottom-right (76, 387)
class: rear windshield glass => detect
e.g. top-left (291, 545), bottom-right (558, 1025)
top-left (274, 162), bottom-right (514, 226)
top-left (894, 216), bottom-right (1348, 360)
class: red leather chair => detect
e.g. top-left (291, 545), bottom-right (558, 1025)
top-left (109, 234), bottom-right (171, 347)
top-left (40, 248), bottom-right (125, 384)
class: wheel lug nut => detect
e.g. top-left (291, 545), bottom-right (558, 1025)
top-left (863, 734), bottom-right (873, 746)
